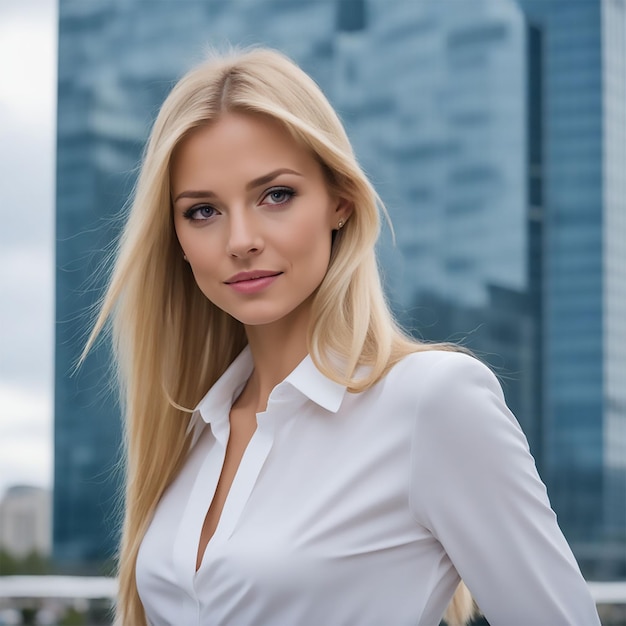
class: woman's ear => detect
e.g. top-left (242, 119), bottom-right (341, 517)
top-left (335, 197), bottom-right (354, 226)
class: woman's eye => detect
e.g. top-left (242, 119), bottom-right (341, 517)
top-left (183, 204), bottom-right (218, 221)
top-left (262, 187), bottom-right (295, 205)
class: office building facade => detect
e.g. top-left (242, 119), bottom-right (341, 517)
top-left (517, 0), bottom-right (626, 576)
top-left (55, 0), bottom-right (625, 576)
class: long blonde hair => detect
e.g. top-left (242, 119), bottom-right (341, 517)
top-left (86, 47), bottom-right (476, 626)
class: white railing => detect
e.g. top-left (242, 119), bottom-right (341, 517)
top-left (0, 575), bottom-right (624, 605)
top-left (0, 575), bottom-right (117, 599)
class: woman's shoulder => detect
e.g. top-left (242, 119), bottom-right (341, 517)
top-left (377, 347), bottom-right (508, 430)
top-left (386, 347), bottom-right (498, 396)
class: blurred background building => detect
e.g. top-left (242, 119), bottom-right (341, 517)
top-left (0, 486), bottom-right (51, 560)
top-left (54, 0), bottom-right (626, 580)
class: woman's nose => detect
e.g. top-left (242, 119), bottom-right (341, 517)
top-left (226, 212), bottom-right (264, 258)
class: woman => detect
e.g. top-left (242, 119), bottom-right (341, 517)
top-left (87, 48), bottom-right (600, 625)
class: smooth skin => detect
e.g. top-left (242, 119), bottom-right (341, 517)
top-left (171, 112), bottom-right (352, 570)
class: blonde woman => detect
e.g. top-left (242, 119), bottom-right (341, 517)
top-left (87, 48), bottom-right (600, 626)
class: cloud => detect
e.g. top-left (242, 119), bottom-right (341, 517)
top-left (0, 0), bottom-right (57, 502)
top-left (0, 90), bottom-right (56, 249)
top-left (0, 382), bottom-right (52, 498)
top-left (0, 245), bottom-right (54, 385)
top-left (0, 3), bottom-right (57, 125)
top-left (0, 0), bottom-right (57, 247)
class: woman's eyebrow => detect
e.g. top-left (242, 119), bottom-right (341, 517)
top-left (245, 168), bottom-right (303, 190)
top-left (173, 168), bottom-right (303, 203)
top-left (173, 189), bottom-right (217, 202)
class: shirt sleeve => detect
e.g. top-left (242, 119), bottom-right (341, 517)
top-left (408, 352), bottom-right (600, 626)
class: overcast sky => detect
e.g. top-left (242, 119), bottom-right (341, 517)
top-left (0, 0), bottom-right (57, 499)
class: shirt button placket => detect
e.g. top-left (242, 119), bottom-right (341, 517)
top-left (181, 592), bottom-right (201, 625)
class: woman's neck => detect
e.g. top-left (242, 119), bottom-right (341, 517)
top-left (241, 305), bottom-right (311, 413)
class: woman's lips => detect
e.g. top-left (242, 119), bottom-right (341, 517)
top-left (225, 271), bottom-right (283, 294)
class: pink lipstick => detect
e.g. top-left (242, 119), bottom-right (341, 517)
top-left (224, 270), bottom-right (283, 294)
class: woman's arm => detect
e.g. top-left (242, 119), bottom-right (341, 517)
top-left (409, 352), bottom-right (600, 625)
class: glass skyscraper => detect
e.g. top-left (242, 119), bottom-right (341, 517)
top-left (518, 0), bottom-right (626, 577)
top-left (54, 0), bottom-right (625, 578)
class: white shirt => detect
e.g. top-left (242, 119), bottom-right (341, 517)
top-left (136, 347), bottom-right (600, 626)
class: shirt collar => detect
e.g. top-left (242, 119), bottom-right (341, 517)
top-left (197, 345), bottom-right (255, 425)
top-left (186, 346), bottom-right (253, 446)
top-left (186, 345), bottom-right (348, 446)
top-left (283, 353), bottom-right (347, 413)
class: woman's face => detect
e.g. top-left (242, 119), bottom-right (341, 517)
top-left (171, 112), bottom-right (350, 328)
